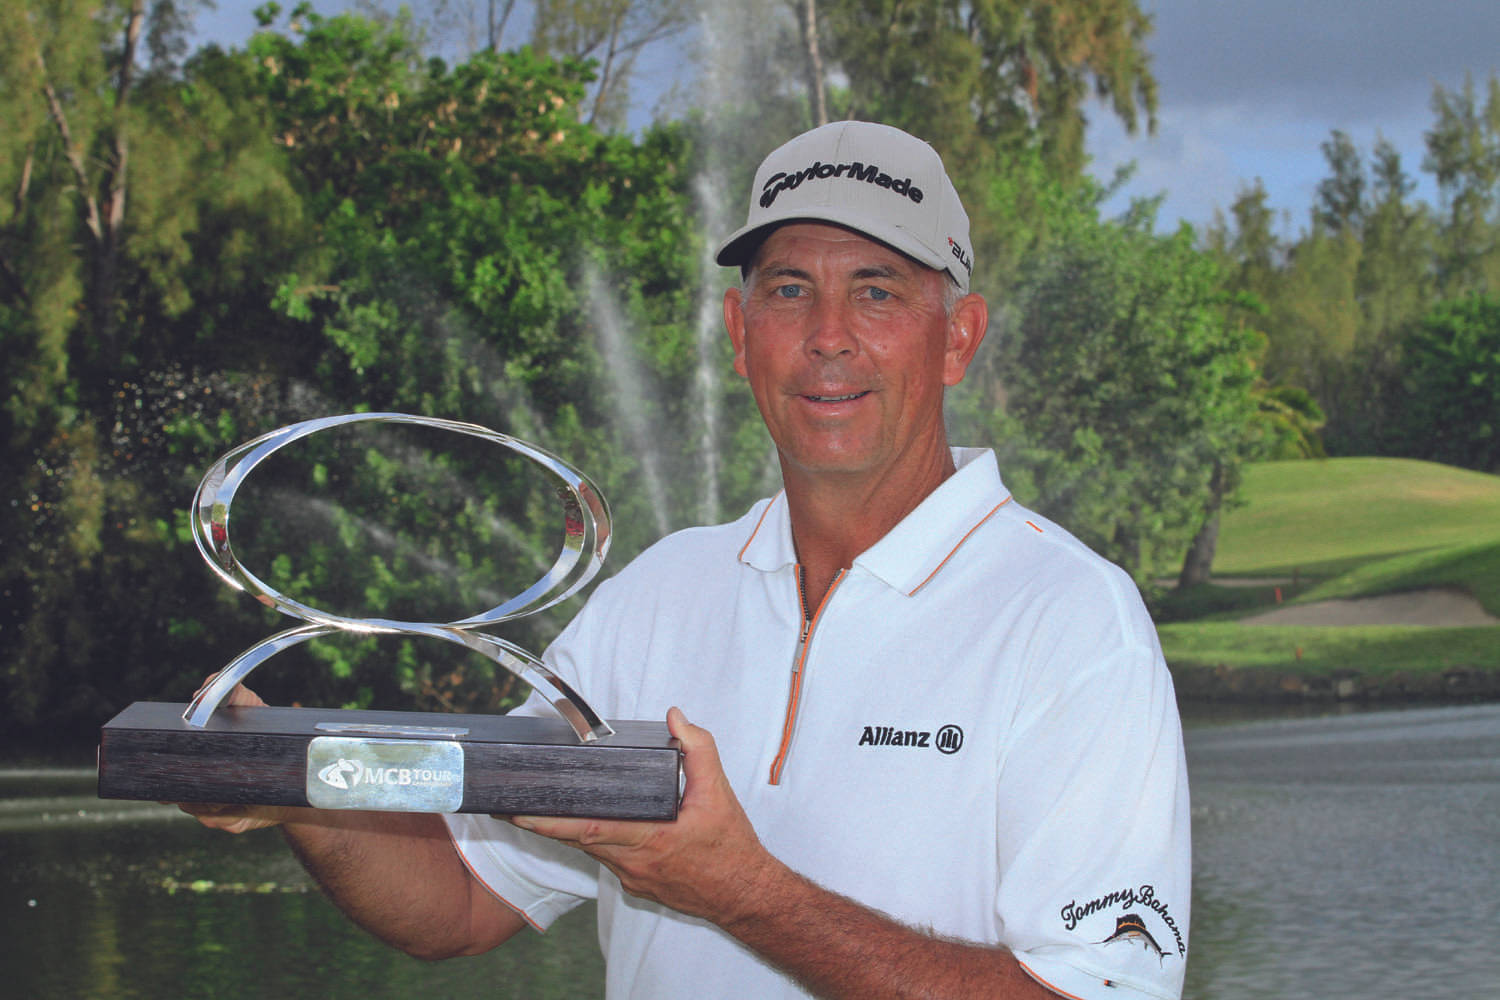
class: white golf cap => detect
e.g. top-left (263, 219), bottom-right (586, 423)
top-left (715, 121), bottom-right (973, 293)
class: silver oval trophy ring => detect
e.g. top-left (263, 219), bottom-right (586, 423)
top-left (183, 413), bottom-right (615, 741)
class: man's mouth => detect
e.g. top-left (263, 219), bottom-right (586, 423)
top-left (804, 392), bottom-right (869, 402)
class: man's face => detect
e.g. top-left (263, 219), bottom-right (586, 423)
top-left (723, 223), bottom-right (985, 486)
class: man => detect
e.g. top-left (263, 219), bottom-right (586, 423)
top-left (189, 121), bottom-right (1191, 1000)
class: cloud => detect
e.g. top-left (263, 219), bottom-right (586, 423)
top-left (1145, 0), bottom-right (1500, 116)
top-left (1090, 0), bottom-right (1500, 232)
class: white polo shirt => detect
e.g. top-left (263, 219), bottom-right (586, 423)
top-left (447, 448), bottom-right (1191, 1000)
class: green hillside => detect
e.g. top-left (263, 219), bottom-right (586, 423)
top-left (1214, 457), bottom-right (1500, 577)
top-left (1163, 457), bottom-right (1500, 702)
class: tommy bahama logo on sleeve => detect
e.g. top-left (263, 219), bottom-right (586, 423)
top-left (1101, 913), bottom-right (1166, 961)
top-left (1060, 884), bottom-right (1185, 959)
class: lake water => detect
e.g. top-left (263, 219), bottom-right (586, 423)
top-left (4, 703), bottom-right (1497, 998)
top-left (1182, 703), bottom-right (1500, 998)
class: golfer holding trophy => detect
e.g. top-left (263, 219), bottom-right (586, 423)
top-left (103, 122), bottom-right (1191, 1000)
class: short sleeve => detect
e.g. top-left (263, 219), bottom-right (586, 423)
top-left (995, 629), bottom-right (1191, 1000)
top-left (442, 613), bottom-right (610, 932)
top-left (445, 810), bottom-right (599, 931)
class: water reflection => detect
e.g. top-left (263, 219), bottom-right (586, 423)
top-left (1184, 703), bottom-right (1500, 998)
top-left (0, 767), bottom-right (603, 1000)
top-left (3, 704), bottom-right (1497, 998)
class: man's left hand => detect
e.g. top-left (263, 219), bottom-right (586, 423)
top-left (507, 707), bottom-right (779, 928)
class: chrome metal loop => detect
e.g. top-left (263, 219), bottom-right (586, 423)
top-left (184, 413), bottom-right (613, 742)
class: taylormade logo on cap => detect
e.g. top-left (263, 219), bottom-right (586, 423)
top-left (759, 160), bottom-right (925, 209)
top-left (716, 121), bottom-right (973, 292)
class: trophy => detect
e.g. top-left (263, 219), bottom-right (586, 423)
top-left (98, 414), bottom-right (682, 820)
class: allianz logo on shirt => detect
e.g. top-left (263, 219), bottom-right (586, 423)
top-left (856, 723), bottom-right (964, 755)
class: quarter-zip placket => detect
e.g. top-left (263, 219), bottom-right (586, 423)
top-left (768, 564), bottom-right (845, 785)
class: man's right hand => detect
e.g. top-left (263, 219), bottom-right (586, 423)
top-left (177, 800), bottom-right (292, 833)
top-left (168, 673), bottom-right (524, 958)
top-left (173, 676), bottom-right (288, 833)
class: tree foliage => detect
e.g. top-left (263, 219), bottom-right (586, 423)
top-left (819, 0), bottom-right (1156, 176)
top-left (0, 4), bottom-right (746, 738)
top-left (1424, 75), bottom-right (1500, 295)
top-left (954, 185), bottom-right (1259, 584)
top-left (1, 0), bottom-right (301, 736)
top-left (1395, 293), bottom-right (1500, 473)
top-left (812, 0), bottom-right (1157, 294)
top-left (0, 0), bottom-right (1290, 740)
top-left (1205, 75), bottom-right (1500, 470)
top-left (531, 0), bottom-right (693, 128)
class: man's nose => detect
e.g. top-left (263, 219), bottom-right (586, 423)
top-left (804, 299), bottom-right (857, 358)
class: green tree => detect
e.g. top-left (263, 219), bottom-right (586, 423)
top-left (1314, 129), bottom-right (1366, 236)
top-left (1321, 136), bottom-right (1437, 456)
top-left (0, 0), bottom-right (321, 738)
top-left (1189, 179), bottom-right (1351, 583)
top-left (1204, 181), bottom-right (1282, 308)
top-left (1395, 293), bottom-right (1500, 473)
top-left (531, 0), bottom-right (693, 128)
top-left (3, 0), bottom-right (169, 732)
top-left (1269, 224), bottom-right (1361, 398)
top-left (820, 0), bottom-right (1156, 176)
top-left (1360, 139), bottom-right (1438, 345)
top-left (0, 3), bottom-right (733, 736)
top-left (3, 0), bottom-right (144, 388)
top-left (814, 0), bottom-right (1156, 294)
top-left (1423, 74), bottom-right (1500, 295)
top-left (961, 198), bottom-right (1259, 584)
top-left (192, 8), bottom-right (767, 715)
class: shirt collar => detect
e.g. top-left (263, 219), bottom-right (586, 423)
top-left (737, 448), bottom-right (1010, 595)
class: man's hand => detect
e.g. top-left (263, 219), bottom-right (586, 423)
top-left (509, 708), bottom-right (1052, 999)
top-left (177, 800), bottom-right (291, 834)
top-left (173, 677), bottom-right (288, 833)
top-left (508, 707), bottom-right (781, 927)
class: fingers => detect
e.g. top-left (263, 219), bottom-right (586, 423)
top-left (509, 814), bottom-right (638, 847)
top-left (175, 800), bottom-right (285, 834)
top-left (507, 711), bottom-right (765, 921)
top-left (666, 707), bottom-right (723, 801)
top-left (192, 670), bottom-right (267, 708)
top-left (511, 709), bottom-right (718, 840)
top-left (224, 683), bottom-right (267, 708)
top-left (508, 814), bottom-right (572, 837)
top-left (666, 705), bottom-right (699, 743)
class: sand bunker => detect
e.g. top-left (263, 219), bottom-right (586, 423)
top-left (1240, 587), bottom-right (1499, 627)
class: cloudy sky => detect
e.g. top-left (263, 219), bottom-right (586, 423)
top-left (198, 1), bottom-right (1500, 235)
top-left (1088, 0), bottom-right (1500, 233)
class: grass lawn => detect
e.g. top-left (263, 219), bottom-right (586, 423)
top-left (1213, 457), bottom-right (1500, 577)
top-left (1300, 540), bottom-right (1500, 615)
top-left (1160, 623), bottom-right (1500, 677)
top-left (1163, 457), bottom-right (1500, 701)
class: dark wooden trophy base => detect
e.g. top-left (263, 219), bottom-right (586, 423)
top-left (98, 702), bottom-right (682, 820)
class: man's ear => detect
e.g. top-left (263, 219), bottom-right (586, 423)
top-left (942, 293), bottom-right (989, 387)
top-left (724, 286), bottom-right (749, 378)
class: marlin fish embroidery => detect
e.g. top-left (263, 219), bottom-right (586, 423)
top-left (1101, 913), bottom-right (1166, 962)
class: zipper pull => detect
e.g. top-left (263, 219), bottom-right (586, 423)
top-left (797, 563), bottom-right (813, 642)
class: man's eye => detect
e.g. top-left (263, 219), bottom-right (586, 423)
top-left (866, 287), bottom-right (892, 301)
top-left (775, 285), bottom-right (804, 299)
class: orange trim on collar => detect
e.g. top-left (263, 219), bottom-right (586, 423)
top-left (737, 492), bottom-right (784, 564)
top-left (906, 496), bottom-right (1012, 597)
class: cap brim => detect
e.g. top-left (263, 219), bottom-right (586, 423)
top-left (715, 210), bottom-right (955, 286)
